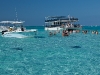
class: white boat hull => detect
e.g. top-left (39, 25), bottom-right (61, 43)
top-left (2, 33), bottom-right (27, 38)
top-left (45, 27), bottom-right (63, 31)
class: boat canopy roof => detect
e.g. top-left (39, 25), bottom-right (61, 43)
top-left (0, 21), bottom-right (25, 24)
top-left (45, 16), bottom-right (66, 19)
top-left (45, 16), bottom-right (78, 22)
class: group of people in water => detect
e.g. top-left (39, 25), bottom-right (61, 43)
top-left (82, 30), bottom-right (98, 34)
top-left (49, 29), bottom-right (99, 37)
top-left (62, 30), bottom-right (69, 36)
top-left (49, 30), bottom-right (60, 36)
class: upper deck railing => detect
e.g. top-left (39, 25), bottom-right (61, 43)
top-left (0, 21), bottom-right (25, 24)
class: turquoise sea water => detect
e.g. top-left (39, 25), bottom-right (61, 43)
top-left (0, 26), bottom-right (100, 75)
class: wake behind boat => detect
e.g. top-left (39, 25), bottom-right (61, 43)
top-left (2, 33), bottom-right (27, 38)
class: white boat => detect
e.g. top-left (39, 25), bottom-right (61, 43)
top-left (0, 21), bottom-right (37, 34)
top-left (44, 16), bottom-right (82, 31)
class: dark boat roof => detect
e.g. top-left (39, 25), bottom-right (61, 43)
top-left (45, 16), bottom-right (78, 22)
top-left (46, 16), bottom-right (66, 19)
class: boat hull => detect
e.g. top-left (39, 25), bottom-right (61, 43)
top-left (45, 27), bottom-right (63, 31)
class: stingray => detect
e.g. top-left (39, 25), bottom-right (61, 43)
top-left (11, 47), bottom-right (23, 51)
top-left (71, 46), bottom-right (81, 48)
top-left (34, 36), bottom-right (45, 38)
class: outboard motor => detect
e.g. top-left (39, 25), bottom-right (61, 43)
top-left (2, 30), bottom-right (8, 35)
top-left (21, 25), bottom-right (24, 31)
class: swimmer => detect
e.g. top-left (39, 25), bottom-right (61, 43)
top-left (53, 31), bottom-right (56, 35)
top-left (95, 31), bottom-right (98, 34)
top-left (92, 31), bottom-right (95, 34)
top-left (49, 32), bottom-right (53, 36)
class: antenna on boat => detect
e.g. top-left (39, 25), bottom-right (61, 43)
top-left (15, 8), bottom-right (18, 21)
top-left (68, 14), bottom-right (70, 20)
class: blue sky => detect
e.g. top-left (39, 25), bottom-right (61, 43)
top-left (0, 0), bottom-right (100, 26)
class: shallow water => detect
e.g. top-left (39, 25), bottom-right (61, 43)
top-left (0, 26), bottom-right (100, 75)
